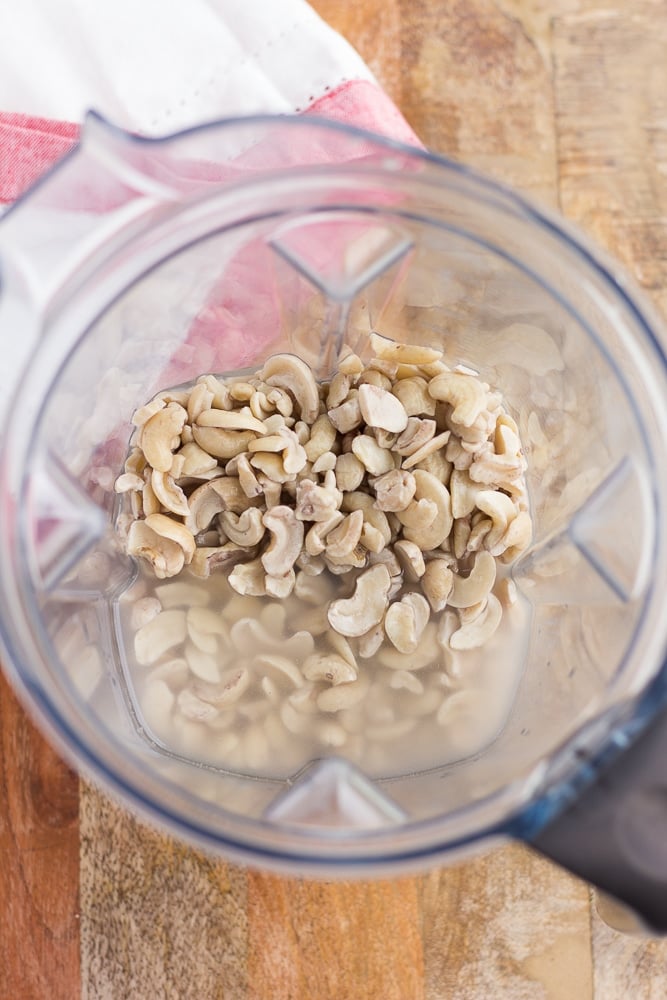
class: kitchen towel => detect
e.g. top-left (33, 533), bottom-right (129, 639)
top-left (0, 0), bottom-right (419, 205)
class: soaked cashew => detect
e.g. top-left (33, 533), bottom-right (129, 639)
top-left (401, 470), bottom-right (453, 551)
top-left (134, 609), bottom-right (187, 665)
top-left (261, 506), bottom-right (304, 576)
top-left (384, 593), bottom-right (430, 653)
top-left (447, 551), bottom-right (497, 608)
top-left (327, 564), bottom-right (391, 637)
top-left (140, 402), bottom-right (187, 472)
top-left (449, 593), bottom-right (503, 650)
top-left (303, 652), bottom-right (357, 685)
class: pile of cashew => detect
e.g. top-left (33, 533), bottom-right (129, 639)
top-left (116, 333), bottom-right (531, 661)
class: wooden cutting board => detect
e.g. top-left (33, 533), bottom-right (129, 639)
top-left (3, 1), bottom-right (667, 996)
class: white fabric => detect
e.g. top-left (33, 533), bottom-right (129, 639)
top-left (0, 0), bottom-right (374, 132)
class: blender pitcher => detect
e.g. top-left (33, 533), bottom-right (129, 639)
top-left (2, 115), bottom-right (667, 932)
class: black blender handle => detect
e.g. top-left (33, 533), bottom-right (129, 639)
top-left (529, 702), bottom-right (667, 934)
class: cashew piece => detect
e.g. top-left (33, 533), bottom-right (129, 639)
top-left (395, 417), bottom-right (436, 456)
top-left (265, 569), bottom-right (296, 599)
top-left (351, 434), bottom-right (396, 475)
top-left (393, 539), bottom-right (426, 581)
top-left (324, 509), bottom-right (364, 559)
top-left (428, 371), bottom-right (488, 427)
top-left (261, 506), bottom-right (304, 576)
top-left (373, 469), bottom-right (416, 512)
top-left (177, 442), bottom-right (219, 477)
top-left (449, 593), bottom-right (503, 649)
top-left (144, 512), bottom-right (196, 564)
top-left (401, 470), bottom-right (453, 551)
top-left (317, 676), bottom-right (369, 713)
top-left (150, 469), bottom-right (190, 517)
top-left (186, 477), bottom-right (257, 533)
top-left (422, 559), bottom-right (454, 612)
top-left (261, 353), bottom-right (320, 424)
top-left (191, 668), bottom-right (251, 707)
top-left (219, 507), bottom-right (266, 547)
top-left (474, 490), bottom-right (517, 552)
top-left (447, 550), bottom-right (497, 608)
top-left (327, 564), bottom-right (391, 637)
top-left (192, 425), bottom-right (257, 460)
top-left (370, 332), bottom-right (443, 365)
top-left (127, 520), bottom-right (185, 578)
top-left (134, 609), bottom-right (187, 665)
top-left (401, 430), bottom-right (451, 470)
top-left (304, 414), bottom-right (337, 463)
top-left (155, 581), bottom-right (210, 608)
top-left (302, 653), bottom-right (357, 685)
top-left (196, 407), bottom-right (267, 434)
top-left (140, 402), bottom-right (187, 472)
top-left (358, 383), bottom-right (409, 432)
top-left (189, 543), bottom-right (257, 578)
top-left (392, 377), bottom-right (436, 417)
top-left (384, 593), bottom-right (430, 653)
top-left (328, 394), bottom-right (363, 434)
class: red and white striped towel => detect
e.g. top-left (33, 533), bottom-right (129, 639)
top-left (0, 0), bottom-right (418, 206)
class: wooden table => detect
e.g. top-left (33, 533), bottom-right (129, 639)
top-left (3, 1), bottom-right (667, 996)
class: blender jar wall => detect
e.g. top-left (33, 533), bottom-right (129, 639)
top-left (1, 118), bottom-right (667, 870)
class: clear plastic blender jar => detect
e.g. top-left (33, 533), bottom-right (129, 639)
top-left (2, 116), bottom-right (667, 930)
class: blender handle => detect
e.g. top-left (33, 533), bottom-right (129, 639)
top-left (529, 703), bottom-right (667, 934)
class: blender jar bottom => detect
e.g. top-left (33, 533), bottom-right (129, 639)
top-left (115, 566), bottom-right (531, 781)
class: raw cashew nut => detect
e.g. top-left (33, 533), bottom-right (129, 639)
top-left (317, 677), bottom-right (369, 713)
top-left (401, 470), bottom-right (453, 551)
top-left (327, 564), bottom-right (391, 637)
top-left (428, 371), bottom-right (487, 427)
top-left (265, 569), bottom-right (296, 599)
top-left (395, 417), bottom-right (436, 457)
top-left (144, 513), bottom-right (196, 564)
top-left (351, 434), bottom-right (396, 475)
top-left (447, 550), bottom-right (497, 608)
top-left (384, 592), bottom-right (430, 653)
top-left (219, 507), bottom-right (266, 547)
top-left (422, 559), bottom-right (454, 612)
top-left (261, 353), bottom-right (320, 424)
top-left (192, 668), bottom-right (251, 706)
top-left (189, 542), bottom-right (257, 578)
top-left (393, 539), bottom-right (426, 582)
top-left (177, 442), bottom-right (219, 477)
top-left (127, 520), bottom-right (185, 578)
top-left (134, 609), bottom-right (187, 665)
top-left (304, 414), bottom-right (337, 463)
top-left (296, 479), bottom-right (341, 523)
top-left (358, 383), bottom-right (409, 432)
top-left (373, 469), bottom-right (416, 512)
top-left (449, 469), bottom-right (480, 519)
top-left (449, 593), bottom-right (503, 649)
top-left (392, 377), bottom-right (437, 418)
top-left (324, 510), bottom-right (364, 559)
top-left (401, 430), bottom-right (450, 470)
top-left (370, 332), bottom-right (443, 365)
top-left (261, 506), bottom-right (304, 576)
top-left (328, 395), bottom-right (363, 434)
top-left (196, 407), bottom-right (267, 434)
top-left (302, 652), bottom-right (357, 685)
top-left (140, 402), bottom-right (187, 472)
top-left (475, 490), bottom-right (517, 552)
top-left (185, 477), bottom-right (257, 533)
top-left (192, 425), bottom-right (257, 460)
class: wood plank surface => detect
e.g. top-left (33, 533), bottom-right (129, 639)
top-left (79, 786), bottom-right (247, 1000)
top-left (3, 2), bottom-right (667, 998)
top-left (0, 674), bottom-right (80, 1000)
